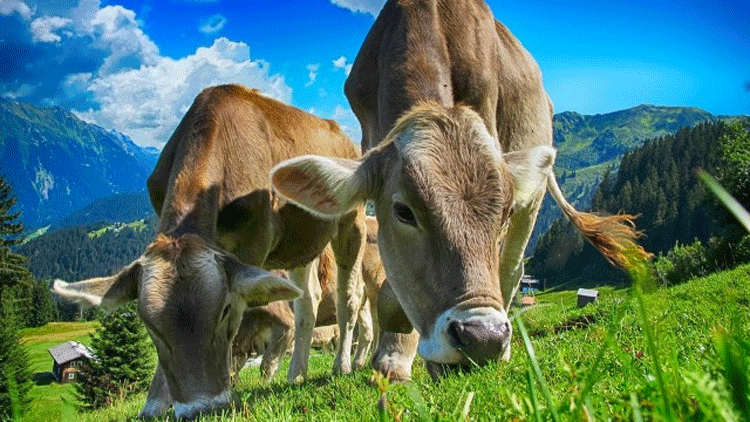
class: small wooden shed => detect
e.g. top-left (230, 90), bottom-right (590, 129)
top-left (577, 288), bottom-right (600, 308)
top-left (48, 341), bottom-right (95, 383)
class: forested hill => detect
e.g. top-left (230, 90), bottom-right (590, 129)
top-left (553, 104), bottom-right (717, 170)
top-left (17, 218), bottom-right (156, 283)
top-left (529, 105), bottom-right (728, 253)
top-left (530, 119), bottom-right (750, 286)
top-left (0, 99), bottom-right (158, 229)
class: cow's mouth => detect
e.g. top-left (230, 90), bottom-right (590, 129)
top-left (423, 360), bottom-right (474, 381)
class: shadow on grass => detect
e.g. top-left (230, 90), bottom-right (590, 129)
top-left (33, 372), bottom-right (56, 386)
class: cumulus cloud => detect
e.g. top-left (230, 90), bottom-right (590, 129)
top-left (329, 104), bottom-right (361, 144)
top-left (30, 15), bottom-right (72, 43)
top-left (71, 37), bottom-right (292, 148)
top-left (199, 14), bottom-right (227, 34)
top-left (0, 0), bottom-right (33, 20)
top-left (89, 5), bottom-right (160, 75)
top-left (332, 55), bottom-right (352, 75)
top-left (305, 63), bottom-right (319, 87)
top-left (330, 0), bottom-right (384, 17)
top-left (2, 0), bottom-right (292, 149)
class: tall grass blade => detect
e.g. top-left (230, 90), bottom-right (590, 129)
top-left (526, 369), bottom-right (542, 422)
top-left (630, 392), bottom-right (644, 422)
top-left (629, 262), bottom-right (673, 420)
top-left (515, 316), bottom-right (560, 422)
top-left (715, 325), bottom-right (750, 422)
top-left (698, 170), bottom-right (750, 232)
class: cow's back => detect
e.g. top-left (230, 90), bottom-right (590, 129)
top-left (147, 84), bottom-right (359, 267)
top-left (345, 0), bottom-right (552, 155)
top-left (149, 85), bottom-right (358, 224)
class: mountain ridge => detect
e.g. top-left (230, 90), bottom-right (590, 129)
top-left (0, 98), bottom-right (159, 229)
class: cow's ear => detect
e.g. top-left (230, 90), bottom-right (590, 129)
top-left (377, 279), bottom-right (413, 333)
top-left (221, 255), bottom-right (302, 307)
top-left (270, 155), bottom-right (367, 218)
top-left (503, 146), bottom-right (556, 208)
top-left (53, 261), bottom-right (141, 310)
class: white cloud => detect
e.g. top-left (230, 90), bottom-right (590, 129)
top-left (89, 5), bottom-right (160, 75)
top-left (305, 63), bottom-right (319, 87)
top-left (199, 14), bottom-right (227, 34)
top-left (330, 104), bottom-right (361, 145)
top-left (2, 82), bottom-right (41, 98)
top-left (332, 55), bottom-right (352, 75)
top-left (0, 0), bottom-right (33, 20)
top-left (330, 0), bottom-right (384, 17)
top-left (72, 37), bottom-right (293, 148)
top-left (30, 15), bottom-right (72, 43)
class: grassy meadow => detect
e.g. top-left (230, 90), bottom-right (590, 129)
top-left (21, 264), bottom-right (750, 421)
top-left (19, 321), bottom-right (99, 422)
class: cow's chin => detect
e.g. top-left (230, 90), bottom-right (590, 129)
top-left (173, 391), bottom-right (232, 420)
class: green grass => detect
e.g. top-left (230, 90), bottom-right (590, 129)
top-left (62, 263), bottom-right (750, 421)
top-left (20, 321), bottom-right (99, 422)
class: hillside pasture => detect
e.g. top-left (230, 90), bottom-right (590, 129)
top-left (58, 264), bottom-right (750, 421)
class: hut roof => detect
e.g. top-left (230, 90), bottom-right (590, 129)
top-left (48, 341), bottom-right (95, 365)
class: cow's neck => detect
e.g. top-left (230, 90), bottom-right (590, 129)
top-left (401, 0), bottom-right (453, 108)
top-left (158, 187), bottom-right (220, 244)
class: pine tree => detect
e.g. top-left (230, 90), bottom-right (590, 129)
top-left (27, 279), bottom-right (59, 328)
top-left (0, 178), bottom-right (32, 295)
top-left (76, 303), bottom-right (154, 410)
top-left (0, 296), bottom-right (32, 420)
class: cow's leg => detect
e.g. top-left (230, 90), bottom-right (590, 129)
top-left (231, 351), bottom-right (248, 380)
top-left (261, 323), bottom-right (294, 381)
top-left (287, 259), bottom-right (321, 383)
top-left (498, 188), bottom-right (546, 361)
top-left (371, 330), bottom-right (419, 382)
top-left (352, 297), bottom-right (374, 370)
top-left (138, 364), bottom-right (172, 418)
top-left (330, 209), bottom-right (366, 376)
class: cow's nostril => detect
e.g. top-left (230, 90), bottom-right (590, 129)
top-left (446, 319), bottom-right (509, 364)
top-left (447, 320), bottom-right (470, 349)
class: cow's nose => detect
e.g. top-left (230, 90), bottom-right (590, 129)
top-left (446, 319), bottom-right (510, 364)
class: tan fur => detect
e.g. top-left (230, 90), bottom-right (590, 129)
top-left (233, 234), bottom-right (385, 380)
top-left (55, 84), bottom-right (367, 418)
top-left (342, 0), bottom-right (649, 379)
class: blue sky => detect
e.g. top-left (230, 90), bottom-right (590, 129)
top-left (1, 0), bottom-right (748, 148)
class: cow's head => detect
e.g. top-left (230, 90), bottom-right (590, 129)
top-left (53, 233), bottom-right (300, 419)
top-left (270, 102), bottom-right (553, 367)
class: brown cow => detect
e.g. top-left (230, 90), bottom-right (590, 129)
top-left (53, 84), bottom-right (366, 419)
top-left (270, 0), bottom-right (648, 381)
top-left (232, 217), bottom-right (386, 380)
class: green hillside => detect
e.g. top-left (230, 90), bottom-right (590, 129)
top-left (59, 263), bottom-right (750, 422)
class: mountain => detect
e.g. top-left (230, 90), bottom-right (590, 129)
top-left (0, 99), bottom-right (159, 229)
top-left (552, 104), bottom-right (718, 170)
top-left (528, 105), bottom-right (727, 253)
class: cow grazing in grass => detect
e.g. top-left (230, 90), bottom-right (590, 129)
top-left (232, 217), bottom-right (386, 380)
top-left (270, 0), bottom-right (649, 381)
top-left (54, 84), bottom-right (366, 419)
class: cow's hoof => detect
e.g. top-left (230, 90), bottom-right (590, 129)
top-left (371, 354), bottom-right (412, 382)
top-left (332, 362), bottom-right (352, 376)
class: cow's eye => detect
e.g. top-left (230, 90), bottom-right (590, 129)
top-left (393, 202), bottom-right (417, 227)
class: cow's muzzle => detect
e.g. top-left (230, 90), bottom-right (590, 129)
top-left (417, 307), bottom-right (511, 366)
top-left (172, 391), bottom-right (232, 420)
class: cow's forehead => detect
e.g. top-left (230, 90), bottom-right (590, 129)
top-left (140, 234), bottom-right (228, 314)
top-left (391, 105), bottom-right (514, 230)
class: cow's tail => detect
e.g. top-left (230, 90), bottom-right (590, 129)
top-left (546, 174), bottom-right (652, 268)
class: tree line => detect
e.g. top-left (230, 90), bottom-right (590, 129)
top-left (530, 119), bottom-right (750, 287)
